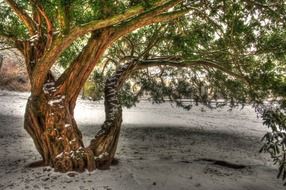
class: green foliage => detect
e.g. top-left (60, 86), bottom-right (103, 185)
top-left (58, 36), bottom-right (87, 68)
top-left (0, 2), bottom-right (28, 39)
top-left (119, 82), bottom-right (139, 108)
top-left (84, 0), bottom-right (286, 184)
top-left (259, 108), bottom-right (286, 185)
top-left (82, 69), bottom-right (110, 101)
top-left (258, 31), bottom-right (286, 61)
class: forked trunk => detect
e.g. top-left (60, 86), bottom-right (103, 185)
top-left (89, 61), bottom-right (136, 169)
top-left (24, 81), bottom-right (95, 172)
top-left (23, 30), bottom-right (111, 172)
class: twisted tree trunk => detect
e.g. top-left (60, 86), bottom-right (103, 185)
top-left (88, 55), bottom-right (246, 170)
top-left (89, 61), bottom-right (137, 169)
top-left (24, 82), bottom-right (95, 172)
top-left (23, 31), bottom-right (112, 172)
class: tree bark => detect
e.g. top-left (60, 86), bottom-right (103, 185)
top-left (24, 80), bottom-right (95, 172)
top-left (89, 61), bottom-right (137, 169)
top-left (23, 39), bottom-right (96, 172)
top-left (23, 29), bottom-right (114, 172)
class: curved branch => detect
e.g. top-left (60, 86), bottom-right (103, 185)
top-left (136, 57), bottom-right (249, 83)
top-left (88, 54), bottom-right (248, 167)
top-left (4, 0), bottom-right (36, 35)
top-left (112, 1), bottom-right (187, 41)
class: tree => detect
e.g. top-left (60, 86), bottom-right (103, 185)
top-left (0, 0), bottom-right (190, 172)
top-left (88, 1), bottom-right (286, 182)
top-left (1, 0), bottom-right (286, 176)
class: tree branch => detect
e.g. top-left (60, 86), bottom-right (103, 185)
top-left (63, 0), bottom-right (174, 48)
top-left (4, 0), bottom-right (36, 35)
top-left (54, 30), bottom-right (114, 106)
top-left (31, 0), bottom-right (184, 96)
top-left (29, 0), bottom-right (53, 50)
top-left (136, 57), bottom-right (249, 83)
top-left (111, 6), bottom-right (189, 42)
top-left (187, 6), bottom-right (225, 37)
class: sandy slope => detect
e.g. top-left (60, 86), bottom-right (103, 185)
top-left (0, 90), bottom-right (284, 190)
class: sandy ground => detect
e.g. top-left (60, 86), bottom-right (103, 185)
top-left (0, 90), bottom-right (284, 190)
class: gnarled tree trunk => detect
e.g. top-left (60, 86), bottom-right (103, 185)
top-left (23, 30), bottom-right (112, 172)
top-left (24, 82), bottom-right (95, 172)
top-left (89, 61), bottom-right (137, 169)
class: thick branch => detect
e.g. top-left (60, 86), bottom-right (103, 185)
top-left (44, 0), bottom-right (175, 61)
top-left (32, 0), bottom-right (183, 96)
top-left (56, 0), bottom-right (70, 34)
top-left (112, 7), bottom-right (189, 41)
top-left (54, 30), bottom-right (113, 109)
top-left (4, 0), bottom-right (36, 34)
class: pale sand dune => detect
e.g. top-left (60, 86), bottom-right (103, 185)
top-left (0, 90), bottom-right (284, 190)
